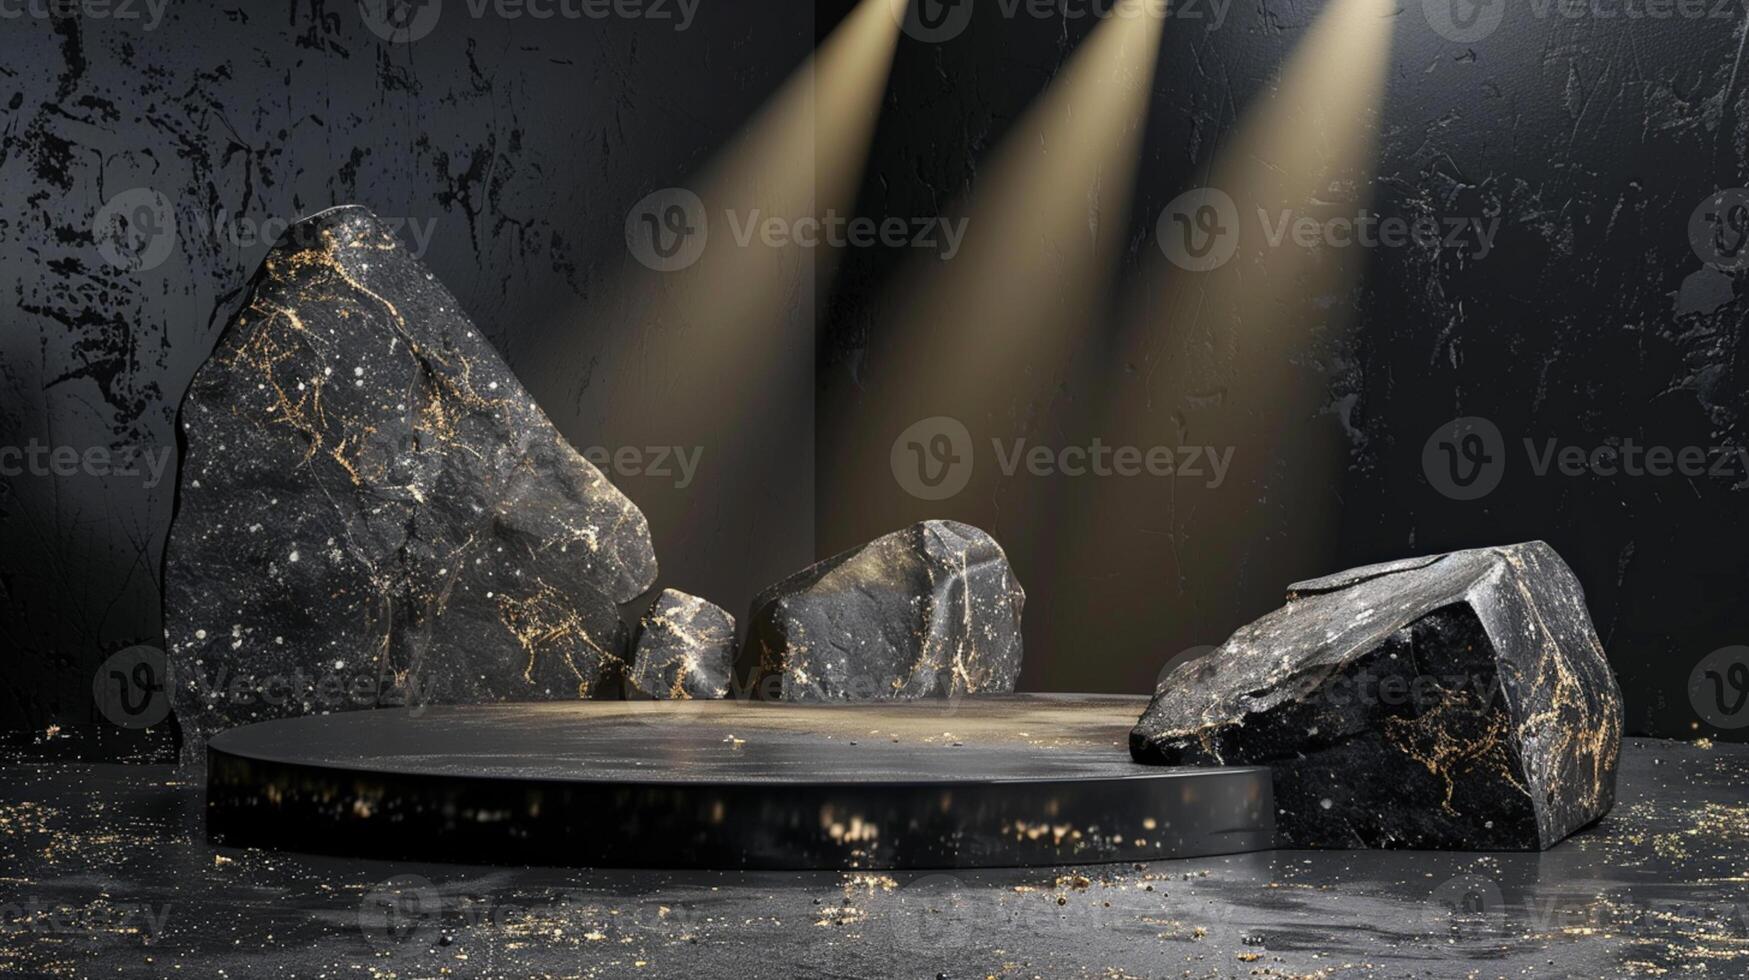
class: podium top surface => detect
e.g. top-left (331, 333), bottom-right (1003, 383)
top-left (207, 694), bottom-right (1244, 785)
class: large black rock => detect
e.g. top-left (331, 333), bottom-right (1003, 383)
top-left (165, 206), bottom-right (655, 759)
top-left (1131, 542), bottom-right (1623, 850)
top-left (628, 589), bottom-right (736, 700)
top-left (740, 520), bottom-right (1025, 701)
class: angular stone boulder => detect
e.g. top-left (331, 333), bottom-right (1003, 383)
top-left (741, 520), bottom-right (1025, 700)
top-left (165, 206), bottom-right (655, 760)
top-left (629, 589), bottom-right (736, 700)
top-left (1131, 542), bottom-right (1622, 851)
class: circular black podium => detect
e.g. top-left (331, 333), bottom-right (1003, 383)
top-left (206, 695), bottom-right (1274, 869)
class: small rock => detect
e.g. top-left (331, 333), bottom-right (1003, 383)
top-left (739, 520), bottom-right (1025, 700)
top-left (1131, 542), bottom-right (1623, 850)
top-left (628, 589), bottom-right (736, 699)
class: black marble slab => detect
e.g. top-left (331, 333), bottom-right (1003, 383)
top-left (205, 695), bottom-right (1274, 870)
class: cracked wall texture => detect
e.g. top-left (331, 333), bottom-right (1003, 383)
top-left (0, 4), bottom-right (818, 749)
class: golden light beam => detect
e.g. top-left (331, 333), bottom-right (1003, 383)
top-left (1037, 0), bottom-right (1398, 692)
top-left (1113, 0), bottom-right (1396, 418)
top-left (604, 0), bottom-right (903, 393)
top-left (640, 0), bottom-right (902, 368)
top-left (827, 1), bottom-right (1168, 541)
top-left (540, 0), bottom-right (903, 611)
top-left (878, 0), bottom-right (1167, 399)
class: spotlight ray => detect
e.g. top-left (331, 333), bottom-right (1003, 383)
top-left (829, 0), bottom-right (1168, 541)
top-left (1039, 0), bottom-right (1398, 692)
top-left (538, 0), bottom-right (903, 610)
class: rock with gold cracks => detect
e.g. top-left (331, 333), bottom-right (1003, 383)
top-left (629, 589), bottom-right (737, 699)
top-left (740, 520), bottom-right (1026, 701)
top-left (1130, 541), bottom-right (1624, 850)
top-left (163, 206), bottom-right (656, 761)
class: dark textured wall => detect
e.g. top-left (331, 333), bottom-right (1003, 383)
top-left (0, 2), bottom-right (818, 749)
top-left (5, 2), bottom-right (1747, 748)
top-left (818, 3), bottom-right (1749, 741)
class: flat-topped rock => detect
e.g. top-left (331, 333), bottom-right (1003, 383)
top-left (1132, 542), bottom-right (1623, 850)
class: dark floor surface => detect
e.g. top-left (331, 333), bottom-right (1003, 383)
top-left (1, 736), bottom-right (1744, 978)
